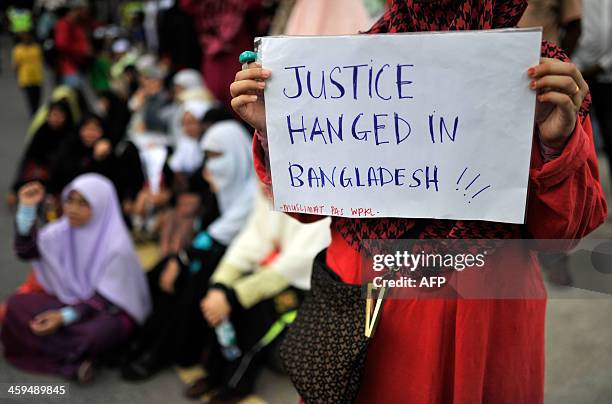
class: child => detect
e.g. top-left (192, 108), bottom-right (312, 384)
top-left (12, 30), bottom-right (44, 116)
top-left (1, 175), bottom-right (151, 382)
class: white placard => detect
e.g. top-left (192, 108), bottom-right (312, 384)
top-left (261, 28), bottom-right (542, 223)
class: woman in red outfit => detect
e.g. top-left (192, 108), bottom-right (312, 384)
top-left (179, 0), bottom-right (267, 110)
top-left (230, 1), bottom-right (608, 403)
top-left (54, 2), bottom-right (90, 87)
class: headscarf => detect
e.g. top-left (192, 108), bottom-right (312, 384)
top-left (333, 0), bottom-right (593, 251)
top-left (47, 113), bottom-right (114, 194)
top-left (23, 101), bottom-right (74, 164)
top-left (27, 86), bottom-right (81, 140)
top-left (97, 90), bottom-right (131, 145)
top-left (73, 113), bottom-right (109, 149)
top-left (183, 98), bottom-right (211, 120)
top-left (12, 101), bottom-right (74, 192)
top-left (200, 120), bottom-right (256, 245)
top-left (168, 99), bottom-right (212, 174)
top-left (33, 174), bottom-right (151, 323)
top-left (167, 70), bottom-right (208, 145)
top-left (367, 0), bottom-right (527, 33)
top-left (112, 38), bottom-right (130, 54)
top-left (173, 69), bottom-right (205, 91)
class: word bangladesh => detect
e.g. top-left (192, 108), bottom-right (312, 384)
top-left (287, 163), bottom-right (440, 191)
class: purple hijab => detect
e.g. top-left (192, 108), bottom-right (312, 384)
top-left (33, 174), bottom-right (151, 324)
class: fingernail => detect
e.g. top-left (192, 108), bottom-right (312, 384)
top-left (530, 81), bottom-right (537, 90)
top-left (258, 82), bottom-right (266, 89)
top-left (261, 70), bottom-right (271, 78)
top-left (528, 68), bottom-right (536, 77)
top-left (251, 95), bottom-right (258, 100)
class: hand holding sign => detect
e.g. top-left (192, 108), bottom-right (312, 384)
top-left (530, 57), bottom-right (589, 149)
top-left (230, 63), bottom-right (271, 135)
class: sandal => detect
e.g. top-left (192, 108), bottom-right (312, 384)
top-left (77, 360), bottom-right (95, 384)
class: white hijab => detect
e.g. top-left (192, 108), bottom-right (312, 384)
top-left (169, 69), bottom-right (208, 145)
top-left (168, 99), bottom-right (211, 173)
top-left (173, 69), bottom-right (205, 91)
top-left (200, 121), bottom-right (256, 245)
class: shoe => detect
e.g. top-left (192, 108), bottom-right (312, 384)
top-left (184, 377), bottom-right (218, 400)
top-left (77, 360), bottom-right (95, 384)
top-left (120, 352), bottom-right (163, 381)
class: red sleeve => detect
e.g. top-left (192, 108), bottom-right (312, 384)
top-left (526, 116), bottom-right (608, 239)
top-left (252, 132), bottom-right (326, 224)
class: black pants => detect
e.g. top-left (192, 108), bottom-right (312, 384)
top-left (588, 80), bottom-right (612, 185)
top-left (139, 246), bottom-right (226, 367)
top-left (22, 85), bottom-right (41, 116)
top-left (205, 296), bottom-right (278, 395)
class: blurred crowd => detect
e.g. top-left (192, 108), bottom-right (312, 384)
top-left (0, 0), bottom-right (379, 402)
top-left (0, 0), bottom-right (610, 402)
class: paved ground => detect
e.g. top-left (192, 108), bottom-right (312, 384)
top-left (0, 36), bottom-right (610, 403)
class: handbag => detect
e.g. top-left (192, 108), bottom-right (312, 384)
top-left (279, 249), bottom-right (387, 403)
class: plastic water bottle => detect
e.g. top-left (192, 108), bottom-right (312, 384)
top-left (215, 320), bottom-right (242, 361)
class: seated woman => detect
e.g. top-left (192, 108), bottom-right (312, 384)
top-left (166, 69), bottom-right (213, 146)
top-left (168, 100), bottom-right (213, 187)
top-left (127, 63), bottom-right (170, 139)
top-left (8, 100), bottom-right (73, 210)
top-left (1, 174), bottom-right (151, 383)
top-left (187, 185), bottom-right (332, 401)
top-left (26, 85), bottom-right (83, 140)
top-left (121, 120), bottom-right (256, 381)
top-left (160, 104), bottom-right (235, 256)
top-left (96, 90), bottom-right (132, 146)
top-left (47, 114), bottom-right (144, 218)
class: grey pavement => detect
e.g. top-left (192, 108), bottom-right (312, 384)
top-left (0, 36), bottom-right (610, 404)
